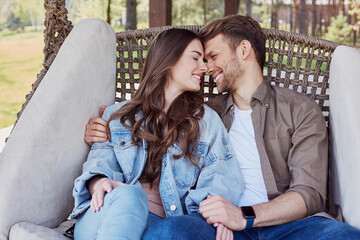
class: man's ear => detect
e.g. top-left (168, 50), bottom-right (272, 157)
top-left (237, 40), bottom-right (252, 60)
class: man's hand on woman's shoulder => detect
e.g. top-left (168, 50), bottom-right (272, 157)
top-left (85, 106), bottom-right (108, 146)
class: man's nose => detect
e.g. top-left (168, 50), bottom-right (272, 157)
top-left (205, 64), bottom-right (214, 75)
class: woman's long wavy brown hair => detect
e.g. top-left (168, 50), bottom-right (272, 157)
top-left (107, 28), bottom-right (205, 184)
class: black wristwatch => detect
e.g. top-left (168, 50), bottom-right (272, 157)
top-left (241, 206), bottom-right (256, 229)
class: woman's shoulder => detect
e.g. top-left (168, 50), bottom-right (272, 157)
top-left (202, 104), bottom-right (223, 125)
top-left (102, 100), bottom-right (130, 120)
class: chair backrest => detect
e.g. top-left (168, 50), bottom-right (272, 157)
top-left (115, 26), bottom-right (340, 126)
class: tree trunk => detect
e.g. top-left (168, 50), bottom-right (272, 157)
top-left (225, 0), bottom-right (240, 16)
top-left (352, 10), bottom-right (357, 46)
top-left (271, 0), bottom-right (278, 29)
top-left (126, 0), bottom-right (137, 30)
top-left (203, 0), bottom-right (207, 24)
top-left (106, 0), bottom-right (111, 25)
top-left (295, 0), bottom-right (300, 32)
top-left (28, 1), bottom-right (36, 30)
top-left (319, 11), bottom-right (323, 36)
top-left (299, 0), bottom-right (307, 34)
top-left (246, 0), bottom-right (252, 17)
top-left (311, 0), bottom-right (317, 36)
top-left (290, 2), bottom-right (293, 32)
top-left (339, 0), bottom-right (345, 15)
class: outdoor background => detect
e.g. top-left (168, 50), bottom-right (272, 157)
top-left (0, 0), bottom-right (359, 129)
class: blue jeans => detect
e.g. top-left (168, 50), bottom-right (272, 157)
top-left (142, 213), bottom-right (360, 240)
top-left (74, 185), bottom-right (162, 240)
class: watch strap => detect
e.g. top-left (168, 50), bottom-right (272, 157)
top-left (244, 217), bottom-right (254, 229)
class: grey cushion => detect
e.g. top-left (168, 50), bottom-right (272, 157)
top-left (0, 18), bottom-right (116, 239)
top-left (329, 45), bottom-right (360, 229)
top-left (9, 222), bottom-right (71, 240)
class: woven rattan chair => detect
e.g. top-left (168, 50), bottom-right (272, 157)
top-left (0, 1), bottom-right (360, 239)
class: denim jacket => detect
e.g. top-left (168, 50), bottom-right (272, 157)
top-left (70, 101), bottom-right (244, 219)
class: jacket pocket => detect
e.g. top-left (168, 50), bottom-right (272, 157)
top-left (170, 142), bottom-right (207, 188)
top-left (111, 129), bottom-right (136, 149)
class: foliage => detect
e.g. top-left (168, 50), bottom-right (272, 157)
top-left (348, 0), bottom-right (359, 32)
top-left (172, 0), bottom-right (223, 26)
top-left (0, 0), bottom-right (44, 31)
top-left (323, 12), bottom-right (352, 44)
top-left (251, 1), bottom-right (271, 29)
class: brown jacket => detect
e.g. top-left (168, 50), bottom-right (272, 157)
top-left (210, 80), bottom-right (333, 218)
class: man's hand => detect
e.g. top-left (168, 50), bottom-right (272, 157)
top-left (88, 176), bottom-right (124, 212)
top-left (199, 195), bottom-right (246, 231)
top-left (85, 106), bottom-right (108, 146)
top-left (214, 223), bottom-right (233, 240)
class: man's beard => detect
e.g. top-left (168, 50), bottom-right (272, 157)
top-left (217, 54), bottom-right (242, 93)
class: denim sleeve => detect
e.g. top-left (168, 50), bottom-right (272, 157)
top-left (185, 109), bottom-right (244, 214)
top-left (72, 106), bottom-right (124, 213)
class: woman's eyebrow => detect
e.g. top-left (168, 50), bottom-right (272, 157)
top-left (191, 50), bottom-right (202, 56)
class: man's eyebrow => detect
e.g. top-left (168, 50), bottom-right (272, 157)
top-left (204, 50), bottom-right (213, 58)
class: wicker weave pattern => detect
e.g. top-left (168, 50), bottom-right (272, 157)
top-left (115, 26), bottom-right (340, 124)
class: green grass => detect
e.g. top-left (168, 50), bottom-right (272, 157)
top-left (0, 30), bottom-right (44, 128)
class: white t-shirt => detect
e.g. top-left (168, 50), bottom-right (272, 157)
top-left (229, 106), bottom-right (269, 207)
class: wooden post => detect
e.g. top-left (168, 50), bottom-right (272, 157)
top-left (149, 0), bottom-right (172, 27)
top-left (225, 0), bottom-right (239, 16)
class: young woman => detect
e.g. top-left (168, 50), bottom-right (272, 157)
top-left (70, 28), bottom-right (243, 240)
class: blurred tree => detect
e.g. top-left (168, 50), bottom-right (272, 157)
top-left (311, 0), bottom-right (316, 36)
top-left (270, 0), bottom-right (279, 29)
top-left (106, 0), bottom-right (111, 24)
top-left (348, 0), bottom-right (359, 46)
top-left (126, 0), bottom-right (136, 29)
top-left (172, 0), bottom-right (223, 26)
top-left (323, 12), bottom-right (352, 43)
top-left (299, 0), bottom-right (306, 34)
top-left (5, 12), bottom-right (22, 31)
top-left (225, 0), bottom-right (239, 16)
top-left (246, 0), bottom-right (252, 16)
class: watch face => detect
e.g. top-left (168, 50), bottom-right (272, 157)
top-left (241, 206), bottom-right (256, 218)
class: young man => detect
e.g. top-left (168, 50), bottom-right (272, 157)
top-left (85, 15), bottom-right (360, 239)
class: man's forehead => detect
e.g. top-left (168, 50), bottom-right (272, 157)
top-left (204, 35), bottom-right (227, 55)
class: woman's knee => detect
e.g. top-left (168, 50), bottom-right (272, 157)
top-left (106, 185), bottom-right (148, 213)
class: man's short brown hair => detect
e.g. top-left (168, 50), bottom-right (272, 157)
top-left (199, 15), bottom-right (266, 69)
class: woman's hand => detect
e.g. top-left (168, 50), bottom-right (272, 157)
top-left (214, 223), bottom-right (233, 240)
top-left (88, 176), bottom-right (124, 212)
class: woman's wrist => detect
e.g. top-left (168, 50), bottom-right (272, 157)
top-left (87, 175), bottom-right (106, 195)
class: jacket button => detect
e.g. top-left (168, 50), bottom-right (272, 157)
top-left (164, 162), bottom-right (167, 166)
top-left (170, 205), bottom-right (176, 211)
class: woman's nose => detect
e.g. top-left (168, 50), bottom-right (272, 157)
top-left (199, 61), bottom-right (208, 72)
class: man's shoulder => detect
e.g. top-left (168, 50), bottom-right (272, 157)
top-left (271, 85), bottom-right (316, 107)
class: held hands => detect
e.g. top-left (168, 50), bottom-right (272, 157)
top-left (199, 195), bottom-right (247, 232)
top-left (213, 222), bottom-right (233, 240)
top-left (85, 106), bottom-right (108, 146)
top-left (88, 176), bottom-right (124, 212)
